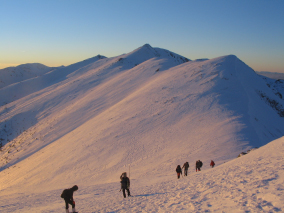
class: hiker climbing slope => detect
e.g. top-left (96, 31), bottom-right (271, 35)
top-left (60, 185), bottom-right (78, 213)
top-left (120, 172), bottom-right (131, 198)
top-left (182, 162), bottom-right (189, 176)
top-left (210, 160), bottom-right (215, 168)
top-left (176, 165), bottom-right (182, 179)
top-left (196, 160), bottom-right (203, 172)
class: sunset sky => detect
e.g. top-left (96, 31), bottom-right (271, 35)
top-left (1, 0), bottom-right (283, 72)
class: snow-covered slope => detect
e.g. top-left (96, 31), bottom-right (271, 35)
top-left (259, 76), bottom-right (284, 101)
top-left (0, 44), bottom-right (284, 212)
top-left (0, 136), bottom-right (283, 212)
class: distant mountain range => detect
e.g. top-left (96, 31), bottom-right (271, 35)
top-left (256, 71), bottom-right (284, 80)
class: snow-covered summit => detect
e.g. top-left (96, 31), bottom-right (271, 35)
top-left (115, 44), bottom-right (190, 70)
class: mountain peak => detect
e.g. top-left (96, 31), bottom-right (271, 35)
top-left (134, 43), bottom-right (155, 53)
top-left (142, 43), bottom-right (152, 48)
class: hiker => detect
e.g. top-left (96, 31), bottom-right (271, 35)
top-left (120, 172), bottom-right (131, 198)
top-left (182, 162), bottom-right (189, 176)
top-left (176, 165), bottom-right (182, 179)
top-left (60, 185), bottom-right (78, 213)
top-left (210, 160), bottom-right (215, 168)
top-left (196, 160), bottom-right (203, 172)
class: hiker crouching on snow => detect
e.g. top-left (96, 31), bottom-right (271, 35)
top-left (120, 172), bottom-right (131, 198)
top-left (61, 185), bottom-right (78, 213)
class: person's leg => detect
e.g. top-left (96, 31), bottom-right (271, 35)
top-left (126, 188), bottom-right (131, 196)
top-left (64, 199), bottom-right (72, 213)
top-left (64, 199), bottom-right (69, 210)
top-left (71, 200), bottom-right (77, 212)
top-left (122, 189), bottom-right (126, 198)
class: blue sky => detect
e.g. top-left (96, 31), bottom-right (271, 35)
top-left (1, 0), bottom-right (284, 72)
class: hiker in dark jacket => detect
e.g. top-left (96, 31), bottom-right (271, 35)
top-left (182, 162), bottom-right (189, 176)
top-left (176, 165), bottom-right (182, 179)
top-left (61, 185), bottom-right (78, 213)
top-left (196, 160), bottom-right (203, 172)
top-left (120, 172), bottom-right (131, 198)
top-left (210, 160), bottom-right (215, 168)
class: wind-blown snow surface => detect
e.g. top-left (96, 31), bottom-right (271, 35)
top-left (0, 44), bottom-right (284, 212)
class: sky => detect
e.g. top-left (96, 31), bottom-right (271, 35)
top-left (1, 0), bottom-right (284, 72)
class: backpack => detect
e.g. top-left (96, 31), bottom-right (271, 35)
top-left (200, 161), bottom-right (203, 168)
top-left (61, 189), bottom-right (67, 198)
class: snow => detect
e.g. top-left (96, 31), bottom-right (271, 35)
top-left (0, 137), bottom-right (283, 212)
top-left (0, 44), bottom-right (284, 212)
top-left (0, 63), bottom-right (55, 90)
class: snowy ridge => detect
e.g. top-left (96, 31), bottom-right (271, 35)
top-left (0, 55), bottom-right (106, 106)
top-left (0, 44), bottom-right (284, 212)
top-left (0, 63), bottom-right (55, 89)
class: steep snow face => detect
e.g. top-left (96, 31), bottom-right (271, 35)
top-left (259, 76), bottom-right (284, 101)
top-left (0, 63), bottom-right (54, 89)
top-left (205, 55), bottom-right (284, 147)
top-left (0, 46), bottom-right (283, 195)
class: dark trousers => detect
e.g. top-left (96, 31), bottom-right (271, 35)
top-left (64, 199), bottom-right (75, 209)
top-left (177, 172), bottom-right (181, 179)
top-left (184, 169), bottom-right (188, 176)
top-left (122, 188), bottom-right (130, 198)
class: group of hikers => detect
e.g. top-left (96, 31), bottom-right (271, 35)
top-left (61, 160), bottom-right (215, 212)
top-left (60, 172), bottom-right (131, 212)
top-left (176, 160), bottom-right (215, 179)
